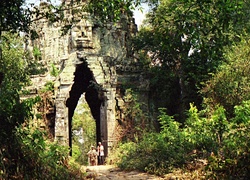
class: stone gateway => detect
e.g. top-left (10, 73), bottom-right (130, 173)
top-left (27, 1), bottom-right (149, 156)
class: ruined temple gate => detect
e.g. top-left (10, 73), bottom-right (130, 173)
top-left (27, 1), bottom-right (149, 156)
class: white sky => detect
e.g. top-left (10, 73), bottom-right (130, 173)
top-left (25, 0), bottom-right (148, 27)
top-left (133, 4), bottom-right (148, 28)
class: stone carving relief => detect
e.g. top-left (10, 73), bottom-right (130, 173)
top-left (28, 1), bottom-right (149, 156)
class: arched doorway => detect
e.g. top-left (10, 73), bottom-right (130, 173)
top-left (66, 59), bottom-right (105, 156)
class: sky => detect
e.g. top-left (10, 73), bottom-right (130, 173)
top-left (25, 0), bottom-right (148, 27)
top-left (133, 4), bottom-right (149, 28)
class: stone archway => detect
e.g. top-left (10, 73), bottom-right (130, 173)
top-left (54, 52), bottom-right (118, 157)
top-left (28, 1), bottom-right (149, 158)
top-left (66, 59), bottom-right (104, 155)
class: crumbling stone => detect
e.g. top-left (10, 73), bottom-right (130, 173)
top-left (27, 1), bottom-right (149, 156)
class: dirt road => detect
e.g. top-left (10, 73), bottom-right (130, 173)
top-left (85, 165), bottom-right (165, 180)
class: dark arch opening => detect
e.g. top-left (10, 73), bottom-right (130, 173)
top-left (66, 59), bottom-right (103, 155)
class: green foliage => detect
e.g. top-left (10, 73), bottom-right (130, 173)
top-left (0, 33), bottom-right (41, 179)
top-left (0, 33), bottom-right (29, 88)
top-left (33, 46), bottom-right (41, 60)
top-left (41, 81), bottom-right (55, 92)
top-left (107, 141), bottom-right (138, 169)
top-left (0, 32), bottom-right (31, 127)
top-left (0, 32), bottom-right (82, 179)
top-left (134, 0), bottom-right (250, 122)
top-left (11, 121), bottom-right (82, 179)
top-left (146, 65), bottom-right (181, 120)
top-left (72, 144), bottom-right (82, 163)
top-left (114, 109), bottom-right (190, 175)
top-left (233, 100), bottom-right (250, 124)
top-left (1, 118), bottom-right (84, 179)
top-left (87, 0), bottom-right (142, 22)
top-left (0, 0), bottom-right (31, 33)
top-left (25, 50), bottom-right (47, 75)
top-left (185, 104), bottom-right (228, 153)
top-left (72, 97), bottom-right (96, 165)
top-left (202, 38), bottom-right (250, 118)
top-left (114, 101), bottom-right (250, 178)
top-left (50, 63), bottom-right (59, 77)
top-left (185, 104), bottom-right (213, 151)
top-left (118, 88), bottom-right (152, 142)
top-left (206, 100), bottom-right (250, 179)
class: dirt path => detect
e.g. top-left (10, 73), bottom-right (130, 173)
top-left (85, 165), bottom-right (166, 180)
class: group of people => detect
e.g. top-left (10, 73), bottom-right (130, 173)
top-left (87, 142), bottom-right (105, 166)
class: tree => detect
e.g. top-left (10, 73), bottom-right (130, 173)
top-left (0, 0), bottom-right (149, 177)
top-left (87, 0), bottom-right (143, 21)
top-left (0, 32), bottom-right (31, 127)
top-left (72, 96), bottom-right (96, 165)
top-left (202, 38), bottom-right (250, 118)
top-left (0, 0), bottom-right (152, 89)
top-left (0, 0), bottom-right (31, 34)
top-left (0, 0), bottom-right (31, 84)
top-left (0, 33), bottom-right (36, 178)
top-left (133, 0), bottom-right (250, 122)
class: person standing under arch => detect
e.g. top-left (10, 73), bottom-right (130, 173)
top-left (97, 142), bottom-right (105, 165)
top-left (87, 145), bottom-right (98, 166)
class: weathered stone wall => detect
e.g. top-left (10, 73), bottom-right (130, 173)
top-left (27, 1), bottom-right (149, 156)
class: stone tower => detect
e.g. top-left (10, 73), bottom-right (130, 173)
top-left (27, 1), bottom-right (149, 156)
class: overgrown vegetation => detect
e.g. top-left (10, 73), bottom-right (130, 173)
top-left (72, 95), bottom-right (96, 165)
top-left (0, 32), bottom-right (83, 179)
top-left (108, 37), bottom-right (250, 178)
top-left (109, 100), bottom-right (250, 179)
top-left (1, 0), bottom-right (250, 179)
top-left (115, 89), bottom-right (151, 142)
top-left (133, 0), bottom-right (250, 122)
top-left (107, 2), bottom-right (250, 177)
top-left (107, 1), bottom-right (250, 177)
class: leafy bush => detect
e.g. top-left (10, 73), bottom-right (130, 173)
top-left (114, 101), bottom-right (250, 178)
top-left (0, 32), bottom-right (84, 178)
top-left (185, 104), bottom-right (227, 153)
top-left (116, 88), bottom-right (152, 142)
top-left (232, 100), bottom-right (250, 124)
top-left (206, 100), bottom-right (250, 179)
top-left (107, 142), bottom-right (137, 168)
top-left (12, 121), bottom-right (83, 179)
top-left (114, 109), bottom-right (191, 176)
top-left (202, 39), bottom-right (250, 118)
